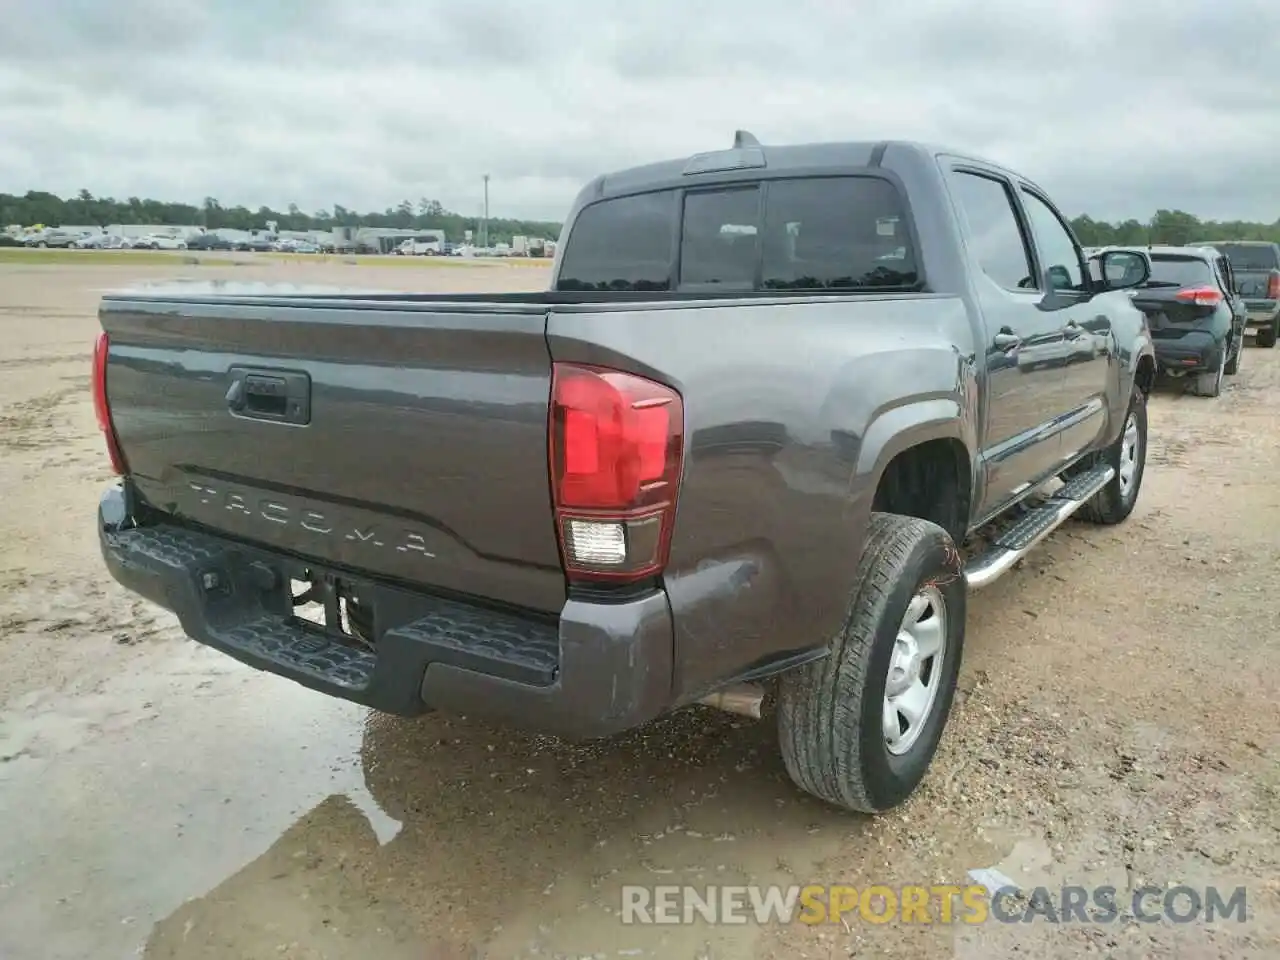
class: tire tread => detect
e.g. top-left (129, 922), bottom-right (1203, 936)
top-left (778, 513), bottom-right (959, 813)
top-left (1080, 385), bottom-right (1147, 524)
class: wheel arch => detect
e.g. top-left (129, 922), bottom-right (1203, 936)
top-left (857, 400), bottom-right (974, 545)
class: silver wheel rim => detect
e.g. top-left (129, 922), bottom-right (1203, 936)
top-left (884, 585), bottom-right (947, 756)
top-left (1118, 413), bottom-right (1140, 497)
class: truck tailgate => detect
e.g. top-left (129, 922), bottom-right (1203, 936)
top-left (100, 291), bottom-right (566, 614)
top-left (1235, 270), bottom-right (1278, 314)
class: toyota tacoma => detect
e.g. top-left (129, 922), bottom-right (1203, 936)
top-left (93, 134), bottom-right (1156, 814)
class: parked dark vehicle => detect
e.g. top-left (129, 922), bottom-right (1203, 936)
top-left (1104, 245), bottom-right (1243, 396)
top-left (24, 228), bottom-right (80, 248)
top-left (92, 135), bottom-right (1156, 814)
top-left (1191, 240), bottom-right (1280, 348)
top-left (233, 235), bottom-right (277, 252)
top-left (186, 233), bottom-right (234, 251)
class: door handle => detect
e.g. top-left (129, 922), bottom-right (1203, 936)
top-left (225, 366), bottom-right (312, 424)
top-left (993, 331), bottom-right (1021, 350)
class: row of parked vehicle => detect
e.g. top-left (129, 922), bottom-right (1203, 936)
top-left (1086, 240), bottom-right (1280, 397)
top-left (10, 227), bottom-right (326, 253)
top-left (185, 234), bottom-right (324, 254)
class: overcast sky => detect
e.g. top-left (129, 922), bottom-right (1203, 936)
top-left (2, 0), bottom-right (1278, 223)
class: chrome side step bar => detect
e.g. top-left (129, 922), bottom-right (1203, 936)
top-left (964, 464), bottom-right (1114, 591)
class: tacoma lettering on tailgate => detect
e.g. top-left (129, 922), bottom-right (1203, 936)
top-left (186, 481), bottom-right (437, 557)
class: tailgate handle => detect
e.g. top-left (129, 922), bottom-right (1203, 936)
top-left (226, 367), bottom-right (311, 424)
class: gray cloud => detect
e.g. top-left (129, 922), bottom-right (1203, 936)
top-left (1, 0), bottom-right (1278, 222)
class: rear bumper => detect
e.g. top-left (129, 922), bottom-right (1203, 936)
top-left (98, 484), bottom-right (675, 739)
top-left (1151, 334), bottom-right (1224, 374)
top-left (1244, 305), bottom-right (1279, 331)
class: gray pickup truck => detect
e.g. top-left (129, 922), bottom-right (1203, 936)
top-left (1190, 240), bottom-right (1280, 348)
top-left (93, 134), bottom-right (1156, 814)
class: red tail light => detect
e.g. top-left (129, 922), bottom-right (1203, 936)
top-left (1174, 286), bottom-right (1222, 306)
top-left (92, 332), bottom-right (127, 475)
top-left (549, 363), bottom-right (684, 582)
top-left (1268, 273), bottom-right (1280, 299)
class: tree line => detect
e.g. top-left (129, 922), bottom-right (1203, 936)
top-left (4, 189), bottom-right (1279, 249)
top-left (1069, 208), bottom-right (1280, 248)
top-left (0, 190), bottom-right (562, 244)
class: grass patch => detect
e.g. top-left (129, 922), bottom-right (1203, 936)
top-left (0, 247), bottom-right (204, 266)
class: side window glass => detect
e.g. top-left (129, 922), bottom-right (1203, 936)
top-left (948, 172), bottom-right (1036, 291)
top-left (1019, 189), bottom-right (1085, 292)
top-left (759, 177), bottom-right (919, 290)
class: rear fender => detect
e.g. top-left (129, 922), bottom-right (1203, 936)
top-left (855, 397), bottom-right (968, 482)
top-left (1116, 329), bottom-right (1156, 434)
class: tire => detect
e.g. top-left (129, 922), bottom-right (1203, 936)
top-left (777, 513), bottom-right (966, 814)
top-left (37, 241), bottom-right (47, 248)
top-left (1077, 383), bottom-right (1148, 524)
top-left (1225, 336), bottom-right (1241, 375)
top-left (1192, 346), bottom-right (1225, 398)
top-left (1258, 321), bottom-right (1278, 349)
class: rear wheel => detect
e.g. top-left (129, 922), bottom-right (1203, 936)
top-left (1225, 335), bottom-right (1242, 375)
top-left (1258, 321), bottom-right (1278, 349)
top-left (1193, 346), bottom-right (1225, 398)
top-left (777, 513), bottom-right (965, 814)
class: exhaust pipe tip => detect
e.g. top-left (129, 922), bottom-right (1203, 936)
top-left (697, 683), bottom-right (764, 719)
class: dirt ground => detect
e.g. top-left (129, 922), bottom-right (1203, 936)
top-left (0, 253), bottom-right (1276, 960)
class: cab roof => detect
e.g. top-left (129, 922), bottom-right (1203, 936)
top-left (584, 133), bottom-right (1026, 200)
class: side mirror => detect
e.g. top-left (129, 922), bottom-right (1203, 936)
top-left (1045, 265), bottom-right (1073, 291)
top-left (1089, 250), bottom-right (1150, 291)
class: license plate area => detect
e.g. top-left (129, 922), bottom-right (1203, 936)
top-left (288, 567), bottom-right (376, 648)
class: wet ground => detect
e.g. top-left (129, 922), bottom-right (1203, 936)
top-left (0, 254), bottom-right (1277, 959)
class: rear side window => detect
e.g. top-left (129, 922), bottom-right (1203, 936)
top-left (556, 191), bottom-right (675, 291)
top-left (555, 176), bottom-right (918, 294)
top-left (1147, 255), bottom-right (1212, 287)
top-left (1214, 244), bottom-right (1279, 272)
top-left (948, 172), bottom-right (1035, 291)
top-left (760, 178), bottom-right (917, 290)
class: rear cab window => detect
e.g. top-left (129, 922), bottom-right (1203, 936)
top-left (1146, 255), bottom-right (1213, 288)
top-left (1213, 244), bottom-right (1279, 272)
top-left (555, 176), bottom-right (918, 293)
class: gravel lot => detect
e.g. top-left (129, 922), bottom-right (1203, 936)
top-left (0, 254), bottom-right (1276, 959)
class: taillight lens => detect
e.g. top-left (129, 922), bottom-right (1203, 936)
top-left (1174, 286), bottom-right (1222, 306)
top-left (92, 332), bottom-right (127, 474)
top-left (1268, 273), bottom-right (1280, 299)
top-left (550, 363), bottom-right (684, 582)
